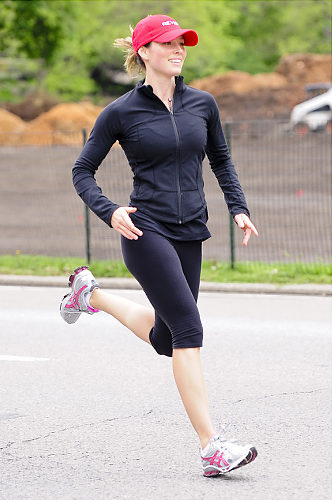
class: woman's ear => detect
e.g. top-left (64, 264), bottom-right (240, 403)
top-left (138, 46), bottom-right (148, 61)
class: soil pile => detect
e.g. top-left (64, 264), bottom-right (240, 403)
top-left (0, 108), bottom-right (26, 145)
top-left (0, 102), bottom-right (103, 145)
top-left (5, 92), bottom-right (59, 121)
top-left (20, 102), bottom-right (103, 145)
top-left (190, 70), bottom-right (288, 96)
top-left (276, 53), bottom-right (331, 84)
top-left (190, 53), bottom-right (331, 120)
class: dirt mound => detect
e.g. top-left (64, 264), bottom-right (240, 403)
top-left (5, 92), bottom-right (60, 121)
top-left (0, 108), bottom-right (26, 145)
top-left (276, 53), bottom-right (332, 84)
top-left (190, 70), bottom-right (288, 95)
top-left (190, 53), bottom-right (331, 120)
top-left (28, 102), bottom-right (103, 131)
top-left (215, 84), bottom-right (306, 121)
top-left (0, 102), bottom-right (104, 145)
top-left (20, 101), bottom-right (103, 145)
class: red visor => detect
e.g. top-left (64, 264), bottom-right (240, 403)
top-left (132, 15), bottom-right (198, 54)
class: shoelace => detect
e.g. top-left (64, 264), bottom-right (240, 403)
top-left (211, 435), bottom-right (243, 453)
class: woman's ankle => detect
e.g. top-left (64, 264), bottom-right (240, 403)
top-left (200, 431), bottom-right (216, 451)
top-left (89, 287), bottom-right (100, 308)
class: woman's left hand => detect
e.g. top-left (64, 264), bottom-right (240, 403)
top-left (234, 213), bottom-right (258, 246)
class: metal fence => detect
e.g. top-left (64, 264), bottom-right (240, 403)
top-left (0, 121), bottom-right (331, 265)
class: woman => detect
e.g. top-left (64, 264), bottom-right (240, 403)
top-left (60, 14), bottom-right (258, 477)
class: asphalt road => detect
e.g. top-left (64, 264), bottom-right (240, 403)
top-left (0, 286), bottom-right (331, 500)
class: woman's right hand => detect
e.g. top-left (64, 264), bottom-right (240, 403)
top-left (111, 206), bottom-right (143, 240)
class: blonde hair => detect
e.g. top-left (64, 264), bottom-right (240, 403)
top-left (114, 26), bottom-right (146, 77)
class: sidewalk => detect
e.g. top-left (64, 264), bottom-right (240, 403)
top-left (0, 274), bottom-right (331, 296)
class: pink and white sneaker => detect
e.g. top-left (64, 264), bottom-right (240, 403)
top-left (201, 434), bottom-right (257, 477)
top-left (60, 266), bottom-right (100, 324)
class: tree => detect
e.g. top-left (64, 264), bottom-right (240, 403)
top-left (279, 0), bottom-right (331, 55)
top-left (0, 0), bottom-right (72, 64)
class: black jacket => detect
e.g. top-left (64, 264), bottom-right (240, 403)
top-left (73, 76), bottom-right (249, 227)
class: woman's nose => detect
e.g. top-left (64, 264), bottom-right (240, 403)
top-left (174, 43), bottom-right (183, 52)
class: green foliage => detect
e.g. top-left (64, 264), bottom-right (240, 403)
top-left (168, 1), bottom-right (242, 81)
top-left (0, 56), bottom-right (40, 101)
top-left (227, 1), bottom-right (283, 73)
top-left (44, 58), bottom-right (98, 101)
top-left (279, 0), bottom-right (332, 55)
top-left (0, 0), bottom-right (16, 55)
top-left (0, 0), bottom-right (73, 64)
top-left (0, 0), bottom-right (330, 101)
top-left (43, 0), bottom-right (152, 97)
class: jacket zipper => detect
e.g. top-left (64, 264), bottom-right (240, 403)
top-left (169, 106), bottom-right (182, 224)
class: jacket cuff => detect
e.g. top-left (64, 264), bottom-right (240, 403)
top-left (107, 205), bottom-right (121, 227)
top-left (231, 208), bottom-right (250, 219)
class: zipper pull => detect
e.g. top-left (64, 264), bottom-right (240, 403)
top-left (168, 97), bottom-right (173, 114)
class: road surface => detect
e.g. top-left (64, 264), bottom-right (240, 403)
top-left (0, 286), bottom-right (331, 499)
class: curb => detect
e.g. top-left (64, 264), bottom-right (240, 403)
top-left (0, 274), bottom-right (331, 296)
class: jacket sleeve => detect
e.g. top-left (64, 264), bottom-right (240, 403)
top-left (205, 95), bottom-right (250, 218)
top-left (72, 104), bottom-right (121, 227)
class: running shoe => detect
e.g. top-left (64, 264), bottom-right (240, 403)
top-left (60, 266), bottom-right (100, 324)
top-left (201, 433), bottom-right (257, 477)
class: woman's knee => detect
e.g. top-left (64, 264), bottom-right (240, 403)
top-left (172, 328), bottom-right (203, 350)
top-left (150, 312), bottom-right (203, 356)
top-left (149, 327), bottom-right (173, 357)
top-left (170, 312), bottom-right (203, 349)
top-left (149, 321), bottom-right (203, 357)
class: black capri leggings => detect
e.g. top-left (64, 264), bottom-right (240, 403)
top-left (121, 230), bottom-right (203, 357)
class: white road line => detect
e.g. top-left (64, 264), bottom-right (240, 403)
top-left (0, 355), bottom-right (50, 362)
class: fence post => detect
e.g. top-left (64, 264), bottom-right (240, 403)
top-left (82, 128), bottom-right (91, 264)
top-left (225, 123), bottom-right (235, 269)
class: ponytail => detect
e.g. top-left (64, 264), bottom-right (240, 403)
top-left (114, 26), bottom-right (146, 77)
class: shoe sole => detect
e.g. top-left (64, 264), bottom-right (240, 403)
top-left (203, 447), bottom-right (257, 477)
top-left (232, 446), bottom-right (257, 471)
top-left (59, 293), bottom-right (81, 324)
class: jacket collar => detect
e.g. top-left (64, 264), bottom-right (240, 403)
top-left (136, 75), bottom-right (185, 97)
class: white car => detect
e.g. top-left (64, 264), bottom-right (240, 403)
top-left (290, 85), bottom-right (332, 133)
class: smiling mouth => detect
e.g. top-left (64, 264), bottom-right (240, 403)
top-left (169, 59), bottom-right (182, 64)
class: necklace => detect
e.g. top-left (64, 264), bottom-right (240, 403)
top-left (167, 97), bottom-right (173, 111)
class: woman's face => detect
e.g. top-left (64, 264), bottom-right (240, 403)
top-left (141, 36), bottom-right (186, 77)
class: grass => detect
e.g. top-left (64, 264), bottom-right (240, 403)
top-left (201, 260), bottom-right (332, 285)
top-left (0, 254), bottom-right (331, 285)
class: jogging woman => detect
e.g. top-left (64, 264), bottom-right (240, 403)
top-left (60, 15), bottom-right (258, 477)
